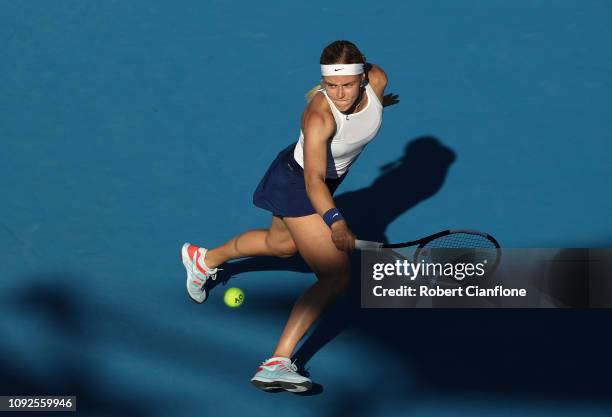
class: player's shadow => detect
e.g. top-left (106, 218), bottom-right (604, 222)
top-left (206, 136), bottom-right (612, 405)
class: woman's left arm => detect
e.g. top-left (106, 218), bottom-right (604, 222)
top-left (368, 64), bottom-right (399, 108)
top-left (367, 64), bottom-right (388, 104)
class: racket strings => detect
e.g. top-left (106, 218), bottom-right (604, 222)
top-left (417, 233), bottom-right (500, 274)
top-left (423, 233), bottom-right (497, 249)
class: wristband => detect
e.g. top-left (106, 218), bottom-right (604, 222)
top-left (323, 208), bottom-right (344, 228)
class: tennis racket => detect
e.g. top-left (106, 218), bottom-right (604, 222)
top-left (356, 229), bottom-right (502, 274)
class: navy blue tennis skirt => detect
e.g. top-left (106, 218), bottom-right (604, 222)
top-left (253, 143), bottom-right (347, 217)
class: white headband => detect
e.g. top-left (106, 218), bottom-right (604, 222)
top-left (320, 63), bottom-right (364, 76)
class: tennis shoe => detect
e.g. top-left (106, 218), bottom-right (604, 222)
top-left (251, 357), bottom-right (312, 393)
top-left (181, 243), bottom-right (219, 303)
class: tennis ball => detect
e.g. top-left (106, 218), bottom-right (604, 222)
top-left (224, 287), bottom-right (245, 308)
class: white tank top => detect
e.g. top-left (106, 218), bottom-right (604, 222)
top-left (293, 83), bottom-right (383, 179)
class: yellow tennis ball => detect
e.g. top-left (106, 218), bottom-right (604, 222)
top-left (224, 287), bottom-right (245, 308)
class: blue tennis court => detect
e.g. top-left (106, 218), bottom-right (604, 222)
top-left (1, 1), bottom-right (611, 416)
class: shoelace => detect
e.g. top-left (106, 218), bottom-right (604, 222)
top-left (194, 267), bottom-right (222, 283)
top-left (208, 267), bottom-right (222, 280)
top-left (284, 361), bottom-right (298, 373)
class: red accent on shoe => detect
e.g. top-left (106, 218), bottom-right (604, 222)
top-left (187, 244), bottom-right (211, 276)
top-left (262, 360), bottom-right (285, 367)
top-left (187, 244), bottom-right (199, 259)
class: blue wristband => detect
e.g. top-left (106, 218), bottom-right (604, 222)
top-left (323, 208), bottom-right (344, 228)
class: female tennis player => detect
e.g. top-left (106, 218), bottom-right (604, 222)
top-left (181, 40), bottom-right (387, 392)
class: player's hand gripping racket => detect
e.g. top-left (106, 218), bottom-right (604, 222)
top-left (356, 229), bottom-right (502, 274)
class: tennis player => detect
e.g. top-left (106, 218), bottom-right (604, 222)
top-left (181, 40), bottom-right (387, 392)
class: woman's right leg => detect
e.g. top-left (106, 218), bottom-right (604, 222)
top-left (203, 215), bottom-right (298, 269)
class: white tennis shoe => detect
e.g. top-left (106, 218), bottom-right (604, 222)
top-left (251, 357), bottom-right (312, 393)
top-left (181, 243), bottom-right (219, 303)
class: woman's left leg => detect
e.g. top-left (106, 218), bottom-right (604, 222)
top-left (250, 213), bottom-right (350, 392)
top-left (271, 214), bottom-right (351, 358)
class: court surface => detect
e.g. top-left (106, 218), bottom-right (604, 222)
top-left (1, 1), bottom-right (611, 416)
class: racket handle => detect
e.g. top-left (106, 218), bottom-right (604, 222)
top-left (355, 239), bottom-right (384, 250)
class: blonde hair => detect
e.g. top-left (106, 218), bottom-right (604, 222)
top-left (305, 83), bottom-right (322, 102)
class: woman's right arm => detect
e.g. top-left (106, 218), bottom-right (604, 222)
top-left (302, 106), bottom-right (356, 251)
